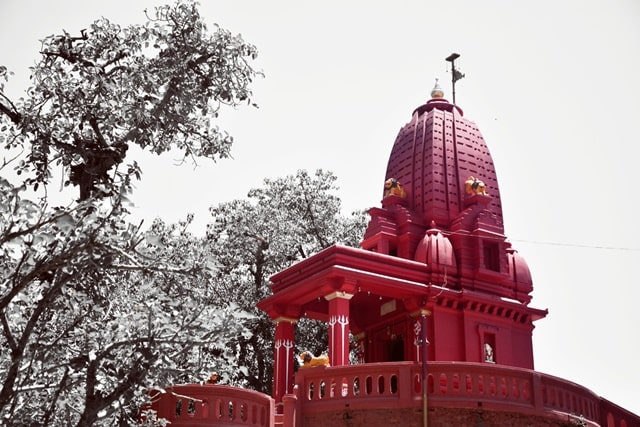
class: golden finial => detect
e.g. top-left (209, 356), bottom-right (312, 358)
top-left (430, 78), bottom-right (444, 99)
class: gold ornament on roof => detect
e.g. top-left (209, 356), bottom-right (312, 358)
top-left (465, 176), bottom-right (488, 196)
top-left (384, 178), bottom-right (407, 198)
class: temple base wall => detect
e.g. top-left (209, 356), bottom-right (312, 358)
top-left (302, 407), bottom-right (587, 427)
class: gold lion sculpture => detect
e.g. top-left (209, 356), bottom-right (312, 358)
top-left (299, 351), bottom-right (330, 368)
top-left (465, 176), bottom-right (488, 196)
top-left (205, 372), bottom-right (221, 384)
top-left (384, 178), bottom-right (407, 198)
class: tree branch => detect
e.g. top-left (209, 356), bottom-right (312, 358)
top-left (40, 50), bottom-right (95, 69)
top-left (0, 208), bottom-right (73, 246)
top-left (42, 367), bottom-right (69, 426)
top-left (0, 92), bottom-right (21, 125)
top-left (88, 116), bottom-right (108, 148)
top-left (0, 273), bottom-right (67, 409)
top-left (0, 309), bottom-right (18, 354)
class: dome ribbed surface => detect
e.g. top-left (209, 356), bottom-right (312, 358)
top-left (414, 228), bottom-right (456, 271)
top-left (384, 97), bottom-right (503, 230)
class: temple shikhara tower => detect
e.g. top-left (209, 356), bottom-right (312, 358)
top-left (148, 74), bottom-right (640, 427)
top-left (361, 78), bottom-right (547, 368)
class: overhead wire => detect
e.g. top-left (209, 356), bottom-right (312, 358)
top-left (435, 228), bottom-right (640, 252)
top-left (507, 239), bottom-right (640, 252)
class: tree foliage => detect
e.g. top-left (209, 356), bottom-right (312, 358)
top-left (206, 169), bottom-right (367, 393)
top-left (0, 179), bottom-right (254, 426)
top-left (0, 1), bottom-right (260, 425)
top-left (0, 0), bottom-right (259, 201)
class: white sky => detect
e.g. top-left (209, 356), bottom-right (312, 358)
top-left (2, 0), bottom-right (639, 416)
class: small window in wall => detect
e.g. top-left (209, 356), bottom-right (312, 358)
top-left (483, 242), bottom-right (500, 272)
top-left (483, 334), bottom-right (496, 363)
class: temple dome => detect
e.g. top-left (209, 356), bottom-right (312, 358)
top-left (507, 247), bottom-right (534, 303)
top-left (414, 223), bottom-right (456, 273)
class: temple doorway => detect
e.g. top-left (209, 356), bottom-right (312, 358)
top-left (388, 336), bottom-right (404, 361)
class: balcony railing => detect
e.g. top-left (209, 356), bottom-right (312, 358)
top-left (143, 363), bottom-right (638, 427)
top-left (144, 384), bottom-right (275, 427)
top-left (293, 361), bottom-right (637, 426)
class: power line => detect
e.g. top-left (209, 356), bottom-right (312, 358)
top-left (436, 229), bottom-right (640, 252)
top-left (508, 239), bottom-right (640, 252)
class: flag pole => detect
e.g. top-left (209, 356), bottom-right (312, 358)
top-left (445, 53), bottom-right (464, 105)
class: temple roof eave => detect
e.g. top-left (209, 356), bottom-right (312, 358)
top-left (258, 263), bottom-right (431, 319)
top-left (268, 244), bottom-right (429, 293)
top-left (258, 244), bottom-right (547, 323)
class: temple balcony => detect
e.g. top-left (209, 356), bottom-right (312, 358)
top-left (143, 361), bottom-right (639, 427)
top-left (142, 384), bottom-right (276, 427)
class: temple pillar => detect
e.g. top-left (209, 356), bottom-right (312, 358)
top-left (273, 317), bottom-right (296, 408)
top-left (325, 292), bottom-right (353, 366)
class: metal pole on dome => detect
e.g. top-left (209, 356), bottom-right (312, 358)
top-left (445, 53), bottom-right (465, 105)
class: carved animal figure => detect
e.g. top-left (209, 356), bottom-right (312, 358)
top-left (299, 351), bottom-right (330, 368)
top-left (384, 178), bottom-right (407, 198)
top-left (465, 176), bottom-right (487, 196)
top-left (206, 372), bottom-right (221, 384)
top-left (484, 343), bottom-right (495, 363)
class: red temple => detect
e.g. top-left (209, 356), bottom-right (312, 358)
top-left (146, 80), bottom-right (640, 427)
